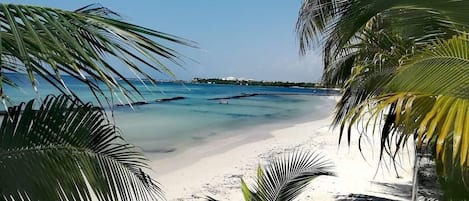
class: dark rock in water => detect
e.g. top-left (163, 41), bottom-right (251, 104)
top-left (116, 101), bottom-right (148, 107)
top-left (133, 101), bottom-right (148, 105)
top-left (156, 96), bottom-right (185, 102)
top-left (145, 147), bottom-right (176, 153)
top-left (208, 93), bottom-right (259, 100)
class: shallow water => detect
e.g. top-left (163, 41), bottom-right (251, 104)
top-left (5, 74), bottom-right (332, 157)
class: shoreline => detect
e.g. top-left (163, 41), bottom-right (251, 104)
top-left (147, 98), bottom-right (333, 176)
top-left (145, 95), bottom-right (334, 165)
top-left (150, 112), bottom-right (335, 200)
top-left (149, 96), bottom-right (414, 200)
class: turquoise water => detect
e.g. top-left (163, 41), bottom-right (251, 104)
top-left (4, 74), bottom-right (333, 156)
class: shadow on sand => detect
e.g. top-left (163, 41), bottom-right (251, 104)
top-left (335, 193), bottom-right (400, 201)
top-left (336, 181), bottom-right (412, 201)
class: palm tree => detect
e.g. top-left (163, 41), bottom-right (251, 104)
top-left (1, 95), bottom-right (162, 200)
top-left (0, 4), bottom-right (195, 107)
top-left (0, 3), bottom-right (194, 200)
top-left (296, 0), bottom-right (469, 198)
top-left (241, 151), bottom-right (334, 201)
top-left (207, 151), bottom-right (335, 201)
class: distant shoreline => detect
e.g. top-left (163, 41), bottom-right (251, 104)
top-left (191, 77), bottom-right (338, 88)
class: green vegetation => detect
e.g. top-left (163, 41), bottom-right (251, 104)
top-left (0, 4), bottom-right (195, 105)
top-left (0, 95), bottom-right (161, 200)
top-left (192, 78), bottom-right (329, 88)
top-left (0, 4), bottom-right (193, 200)
top-left (0, 3), bottom-right (337, 201)
top-left (240, 151), bottom-right (334, 201)
top-left (297, 0), bottom-right (469, 199)
top-left (206, 151), bottom-right (334, 201)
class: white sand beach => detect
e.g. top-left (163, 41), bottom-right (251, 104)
top-left (149, 97), bottom-right (415, 200)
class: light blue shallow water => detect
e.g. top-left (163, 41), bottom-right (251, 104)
top-left (4, 74), bottom-right (334, 156)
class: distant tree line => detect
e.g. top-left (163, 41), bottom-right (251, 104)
top-left (191, 78), bottom-right (337, 88)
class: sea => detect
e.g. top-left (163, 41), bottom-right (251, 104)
top-left (4, 73), bottom-right (337, 158)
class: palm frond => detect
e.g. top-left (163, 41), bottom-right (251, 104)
top-left (241, 150), bottom-right (334, 201)
top-left (297, 0), bottom-right (469, 197)
top-left (0, 95), bottom-right (162, 200)
top-left (341, 93), bottom-right (469, 169)
top-left (0, 4), bottom-right (196, 105)
top-left (387, 34), bottom-right (469, 98)
top-left (297, 0), bottom-right (467, 79)
top-left (331, 28), bottom-right (413, 129)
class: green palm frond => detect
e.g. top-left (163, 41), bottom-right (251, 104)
top-left (388, 34), bottom-right (469, 98)
top-left (317, 12), bottom-right (415, 86)
top-left (334, 34), bottom-right (469, 168)
top-left (0, 4), bottom-right (196, 105)
top-left (0, 95), bottom-right (161, 200)
top-left (297, 0), bottom-right (469, 197)
top-left (385, 34), bottom-right (469, 166)
top-left (331, 28), bottom-right (413, 129)
top-left (297, 0), bottom-right (467, 81)
top-left (338, 93), bottom-right (426, 162)
top-left (241, 150), bottom-right (334, 201)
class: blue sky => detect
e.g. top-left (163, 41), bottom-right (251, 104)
top-left (5, 1), bottom-right (323, 82)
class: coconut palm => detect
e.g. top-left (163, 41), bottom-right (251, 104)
top-left (0, 95), bottom-right (161, 200)
top-left (240, 151), bottom-right (334, 201)
top-left (206, 151), bottom-right (334, 201)
top-left (0, 3), bottom-right (194, 200)
top-left (0, 4), bottom-right (195, 106)
top-left (296, 0), bottom-right (469, 198)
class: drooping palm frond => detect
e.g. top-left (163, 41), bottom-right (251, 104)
top-left (337, 34), bottom-right (469, 168)
top-left (0, 95), bottom-right (162, 200)
top-left (387, 34), bottom-right (469, 98)
top-left (388, 35), bottom-right (469, 168)
top-left (297, 0), bottom-right (469, 197)
top-left (241, 150), bottom-right (334, 201)
top-left (0, 4), bottom-right (196, 105)
top-left (297, 0), bottom-right (466, 83)
top-left (332, 27), bottom-right (413, 130)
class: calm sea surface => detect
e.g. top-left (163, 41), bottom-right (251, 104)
top-left (5, 74), bottom-right (333, 156)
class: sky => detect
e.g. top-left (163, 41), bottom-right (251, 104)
top-left (5, 1), bottom-right (323, 82)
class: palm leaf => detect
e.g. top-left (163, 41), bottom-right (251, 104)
top-left (0, 4), bottom-right (196, 105)
top-left (241, 150), bottom-right (334, 201)
top-left (331, 27), bottom-right (413, 130)
top-left (297, 0), bottom-right (466, 83)
top-left (0, 95), bottom-right (162, 200)
top-left (296, 0), bottom-right (469, 197)
top-left (388, 34), bottom-right (469, 98)
top-left (384, 34), bottom-right (469, 167)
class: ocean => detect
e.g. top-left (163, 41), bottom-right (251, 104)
top-left (4, 74), bottom-right (335, 158)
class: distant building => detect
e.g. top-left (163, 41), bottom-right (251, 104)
top-left (221, 76), bottom-right (237, 81)
top-left (221, 76), bottom-right (254, 81)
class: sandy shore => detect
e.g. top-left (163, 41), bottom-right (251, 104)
top-left (149, 97), bottom-right (415, 200)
